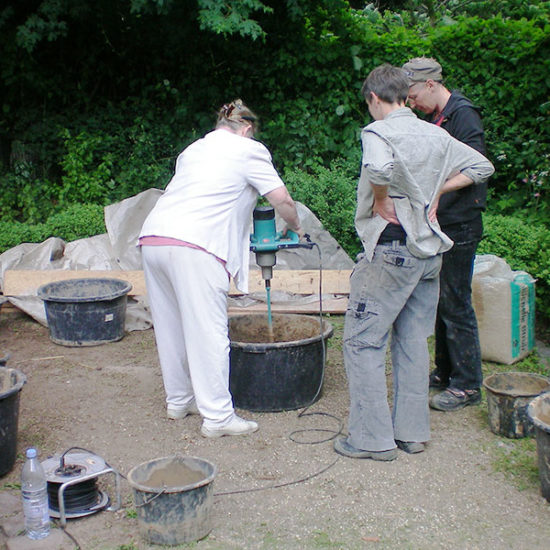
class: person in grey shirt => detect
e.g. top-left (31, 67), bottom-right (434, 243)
top-left (334, 64), bottom-right (494, 461)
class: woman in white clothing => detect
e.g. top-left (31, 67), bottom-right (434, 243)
top-left (139, 99), bottom-right (301, 438)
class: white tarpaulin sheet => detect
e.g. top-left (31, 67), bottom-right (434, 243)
top-left (0, 189), bottom-right (353, 330)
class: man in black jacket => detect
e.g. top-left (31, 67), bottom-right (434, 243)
top-left (402, 57), bottom-right (488, 411)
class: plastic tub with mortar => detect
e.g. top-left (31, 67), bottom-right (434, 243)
top-left (127, 455), bottom-right (216, 546)
top-left (0, 367), bottom-right (26, 476)
top-left (527, 392), bottom-right (550, 502)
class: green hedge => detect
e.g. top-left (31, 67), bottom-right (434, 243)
top-left (1, 11), bottom-right (548, 226)
top-left (284, 157), bottom-right (362, 260)
top-left (0, 204), bottom-right (106, 254)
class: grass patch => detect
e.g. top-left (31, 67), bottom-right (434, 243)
top-left (1, 482), bottom-right (20, 490)
top-left (491, 437), bottom-right (540, 491)
top-left (325, 314), bottom-right (343, 352)
top-left (478, 350), bottom-right (548, 491)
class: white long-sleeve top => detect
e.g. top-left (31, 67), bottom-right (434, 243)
top-left (139, 129), bottom-right (284, 292)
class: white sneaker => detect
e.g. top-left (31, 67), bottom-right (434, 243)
top-left (167, 400), bottom-right (200, 419)
top-left (200, 415), bottom-right (258, 438)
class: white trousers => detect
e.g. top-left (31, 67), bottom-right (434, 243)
top-left (141, 245), bottom-right (234, 428)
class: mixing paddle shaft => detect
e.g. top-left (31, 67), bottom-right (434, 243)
top-left (265, 280), bottom-right (274, 341)
top-left (250, 205), bottom-right (313, 342)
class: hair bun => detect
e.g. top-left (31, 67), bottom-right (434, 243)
top-left (216, 99), bottom-right (258, 131)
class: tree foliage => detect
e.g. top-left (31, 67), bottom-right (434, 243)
top-left (0, 0), bottom-right (548, 227)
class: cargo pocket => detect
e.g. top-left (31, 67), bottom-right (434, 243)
top-left (344, 297), bottom-right (386, 348)
top-left (382, 250), bottom-right (415, 268)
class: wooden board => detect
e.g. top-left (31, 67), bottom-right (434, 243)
top-left (3, 270), bottom-right (147, 296)
top-left (3, 269), bottom-right (352, 297)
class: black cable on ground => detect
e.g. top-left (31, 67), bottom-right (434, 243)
top-left (53, 520), bottom-right (82, 550)
top-left (214, 241), bottom-right (344, 497)
top-left (213, 456), bottom-right (340, 497)
top-left (289, 241), bottom-right (344, 445)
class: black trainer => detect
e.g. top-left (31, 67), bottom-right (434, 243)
top-left (429, 388), bottom-right (481, 411)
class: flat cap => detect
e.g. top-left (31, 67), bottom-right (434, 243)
top-left (402, 57), bottom-right (442, 85)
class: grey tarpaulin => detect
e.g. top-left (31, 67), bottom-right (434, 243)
top-left (0, 189), bottom-right (353, 331)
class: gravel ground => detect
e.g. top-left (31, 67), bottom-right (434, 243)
top-left (1, 309), bottom-right (549, 550)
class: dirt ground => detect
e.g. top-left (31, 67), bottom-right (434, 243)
top-left (1, 308), bottom-right (550, 550)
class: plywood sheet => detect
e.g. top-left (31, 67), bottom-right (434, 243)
top-left (3, 269), bottom-right (351, 297)
top-left (3, 270), bottom-right (147, 296)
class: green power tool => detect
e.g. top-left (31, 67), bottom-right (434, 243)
top-left (250, 206), bottom-right (309, 336)
top-left (250, 206), bottom-right (301, 283)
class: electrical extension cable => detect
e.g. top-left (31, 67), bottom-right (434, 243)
top-left (214, 241), bottom-right (343, 498)
top-left (47, 477), bottom-right (100, 512)
top-left (288, 240), bottom-right (344, 445)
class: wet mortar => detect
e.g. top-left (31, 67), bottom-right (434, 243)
top-left (142, 463), bottom-right (206, 489)
top-left (229, 313), bottom-right (325, 343)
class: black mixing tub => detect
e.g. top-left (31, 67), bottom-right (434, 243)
top-left (229, 313), bottom-right (333, 412)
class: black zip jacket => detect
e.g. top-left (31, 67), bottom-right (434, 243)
top-left (434, 91), bottom-right (488, 232)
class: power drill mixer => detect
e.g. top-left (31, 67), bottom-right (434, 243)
top-left (250, 206), bottom-right (311, 337)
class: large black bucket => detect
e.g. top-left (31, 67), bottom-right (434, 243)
top-left (37, 278), bottom-right (132, 347)
top-left (0, 367), bottom-right (26, 476)
top-left (229, 313), bottom-right (333, 412)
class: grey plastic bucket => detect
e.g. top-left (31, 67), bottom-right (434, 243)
top-left (527, 392), bottom-right (550, 502)
top-left (37, 278), bottom-right (132, 346)
top-left (229, 313), bottom-right (333, 412)
top-left (0, 368), bottom-right (26, 476)
top-left (127, 456), bottom-right (216, 545)
top-left (483, 372), bottom-right (550, 438)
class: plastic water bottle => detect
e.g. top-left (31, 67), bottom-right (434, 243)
top-left (21, 448), bottom-right (50, 540)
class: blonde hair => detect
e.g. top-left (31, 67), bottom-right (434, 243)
top-left (216, 99), bottom-right (258, 134)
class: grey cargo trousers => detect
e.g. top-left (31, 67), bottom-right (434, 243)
top-left (344, 242), bottom-right (442, 452)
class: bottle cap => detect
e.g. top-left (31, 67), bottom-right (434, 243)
top-left (26, 448), bottom-right (37, 459)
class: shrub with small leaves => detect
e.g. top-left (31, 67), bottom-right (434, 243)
top-left (42, 204), bottom-right (106, 242)
top-left (0, 204), bottom-right (106, 253)
top-left (284, 157), bottom-right (362, 260)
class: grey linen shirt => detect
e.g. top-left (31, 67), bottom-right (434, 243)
top-left (355, 107), bottom-right (494, 261)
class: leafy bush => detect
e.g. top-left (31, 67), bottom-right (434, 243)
top-left (0, 204), bottom-right (105, 253)
top-left (42, 203), bottom-right (106, 242)
top-left (1, 5), bottom-right (549, 231)
top-left (429, 16), bottom-right (550, 216)
top-left (0, 221), bottom-right (48, 254)
top-left (479, 213), bottom-right (550, 319)
top-left (284, 157), bottom-right (362, 260)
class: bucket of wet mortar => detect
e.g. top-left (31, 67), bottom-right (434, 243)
top-left (229, 313), bottom-right (333, 412)
top-left (127, 456), bottom-right (217, 545)
top-left (483, 372), bottom-right (550, 438)
top-left (38, 278), bottom-right (132, 346)
top-left (527, 392), bottom-right (550, 502)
